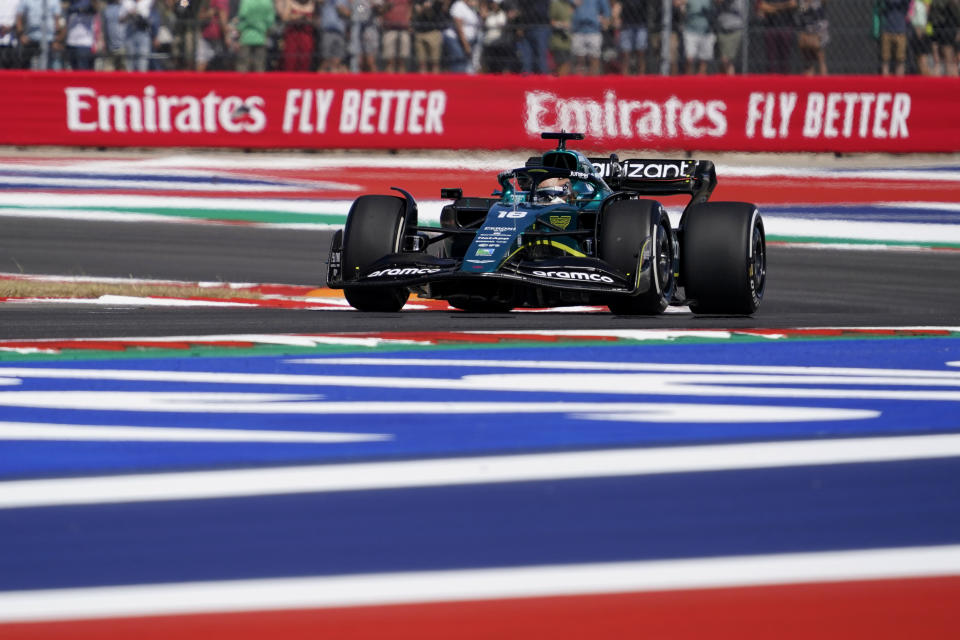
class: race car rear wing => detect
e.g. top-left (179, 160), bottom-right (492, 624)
top-left (588, 157), bottom-right (717, 205)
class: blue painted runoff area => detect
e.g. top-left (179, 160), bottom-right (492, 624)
top-left (0, 337), bottom-right (958, 480)
top-left (2, 457), bottom-right (959, 591)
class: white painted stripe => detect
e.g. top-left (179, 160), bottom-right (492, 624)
top-left (0, 272), bottom-right (263, 288)
top-left (0, 545), bottom-right (958, 623)
top-left (0, 208), bottom-right (190, 224)
top-left (0, 333), bottom-right (411, 347)
top-left (0, 395), bottom-right (878, 421)
top-left (0, 208), bottom-right (340, 231)
top-left (2, 295), bottom-right (256, 307)
top-left (293, 356), bottom-right (960, 379)
top-left (0, 176), bottom-right (308, 192)
top-left (877, 200), bottom-right (960, 212)
top-left (763, 216), bottom-right (960, 244)
top-left (0, 422), bottom-right (390, 443)
top-left (3, 366), bottom-right (960, 401)
top-left (2, 433), bottom-right (960, 509)
top-left (0, 192), bottom-right (358, 213)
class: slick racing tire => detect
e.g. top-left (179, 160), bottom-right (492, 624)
top-left (341, 195), bottom-right (411, 312)
top-left (681, 202), bottom-right (766, 315)
top-left (599, 199), bottom-right (676, 315)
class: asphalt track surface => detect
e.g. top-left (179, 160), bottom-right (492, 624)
top-left (1, 217), bottom-right (959, 338)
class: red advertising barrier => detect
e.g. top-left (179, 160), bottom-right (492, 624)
top-left (1, 71), bottom-right (959, 152)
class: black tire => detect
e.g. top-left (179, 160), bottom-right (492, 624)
top-left (341, 195), bottom-right (411, 312)
top-left (681, 202), bottom-right (766, 315)
top-left (598, 199), bottom-right (675, 315)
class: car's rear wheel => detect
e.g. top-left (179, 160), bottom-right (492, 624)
top-left (681, 202), bottom-right (765, 315)
top-left (341, 195), bottom-right (411, 312)
top-left (599, 199), bottom-right (675, 315)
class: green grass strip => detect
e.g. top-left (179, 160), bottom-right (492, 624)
top-left (768, 235), bottom-right (960, 249)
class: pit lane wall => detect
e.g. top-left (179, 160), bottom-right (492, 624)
top-left (2, 71), bottom-right (959, 152)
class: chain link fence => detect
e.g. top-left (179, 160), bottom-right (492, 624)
top-left (5, 0), bottom-right (958, 75)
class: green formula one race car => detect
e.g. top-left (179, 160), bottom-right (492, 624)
top-left (326, 132), bottom-right (766, 315)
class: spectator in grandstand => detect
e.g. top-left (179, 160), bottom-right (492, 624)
top-left (149, 0), bottom-right (176, 69)
top-left (16, 0), bottom-right (66, 68)
top-left (194, 0), bottom-right (230, 69)
top-left (879, 0), bottom-right (910, 75)
top-left (548, 0), bottom-right (571, 74)
top-left (64, 0), bottom-right (98, 69)
top-left (929, 0), bottom-right (959, 75)
top-left (278, 0), bottom-right (316, 70)
top-left (571, 0), bottom-right (610, 75)
top-left (356, 0), bottom-right (386, 72)
top-left (318, 0), bottom-right (349, 71)
top-left (908, 0), bottom-right (937, 74)
top-left (0, 0), bottom-right (17, 68)
top-left (756, 0), bottom-right (796, 73)
top-left (412, 0), bottom-right (445, 72)
top-left (796, 0), bottom-right (827, 74)
top-left (169, 0), bottom-right (199, 69)
top-left (442, 0), bottom-right (479, 71)
top-left (119, 0), bottom-right (152, 70)
top-left (683, 0), bottom-right (714, 74)
top-left (614, 0), bottom-right (650, 75)
top-left (647, 0), bottom-right (683, 74)
top-left (235, 0), bottom-right (274, 70)
top-left (715, 0), bottom-right (746, 74)
top-left (480, 0), bottom-right (512, 72)
top-left (380, 0), bottom-right (411, 71)
top-left (98, 0), bottom-right (126, 69)
top-left (515, 0), bottom-right (550, 74)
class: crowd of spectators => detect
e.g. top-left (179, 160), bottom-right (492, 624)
top-left (0, 0), bottom-right (958, 76)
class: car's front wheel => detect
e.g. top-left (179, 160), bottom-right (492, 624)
top-left (341, 195), bottom-right (411, 312)
top-left (598, 198), bottom-right (675, 315)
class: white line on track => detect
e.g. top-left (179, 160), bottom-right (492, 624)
top-left (2, 433), bottom-right (960, 509)
top-left (293, 356), bottom-right (960, 379)
top-left (0, 176), bottom-right (328, 192)
top-left (0, 422), bottom-right (391, 443)
top-left (762, 216), bottom-right (960, 244)
top-left (0, 544), bottom-right (958, 623)
top-left (0, 192), bottom-right (358, 213)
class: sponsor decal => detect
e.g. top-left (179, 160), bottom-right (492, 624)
top-left (592, 160), bottom-right (694, 180)
top-left (13, 73), bottom-right (948, 152)
top-left (466, 259), bottom-right (495, 264)
top-left (477, 236), bottom-right (510, 245)
top-left (283, 88), bottom-right (446, 135)
top-left (532, 270), bottom-right (615, 283)
top-left (746, 91), bottom-right (911, 140)
top-left (549, 215), bottom-right (572, 230)
top-left (525, 90), bottom-right (728, 140)
top-left (623, 161), bottom-right (695, 179)
top-left (475, 248), bottom-right (494, 256)
top-left (65, 85), bottom-right (268, 134)
top-left (367, 267), bottom-right (441, 278)
top-left (569, 171), bottom-right (590, 180)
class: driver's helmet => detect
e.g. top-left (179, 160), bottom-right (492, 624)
top-left (571, 180), bottom-right (597, 201)
top-left (535, 178), bottom-right (571, 204)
